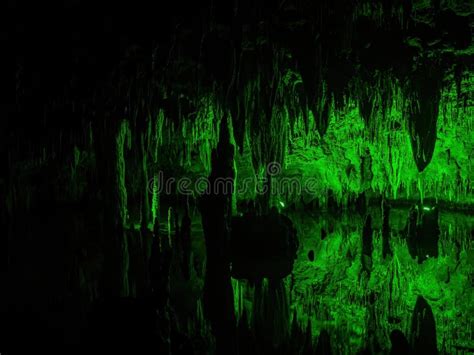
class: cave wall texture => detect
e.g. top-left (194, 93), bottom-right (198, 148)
top-left (6, 0), bottom-right (474, 354)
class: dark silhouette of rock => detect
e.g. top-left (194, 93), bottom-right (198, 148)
top-left (410, 296), bottom-right (438, 354)
top-left (237, 311), bottom-right (255, 355)
top-left (406, 204), bottom-right (440, 263)
top-left (180, 203), bottom-right (192, 281)
top-left (315, 329), bottom-right (332, 354)
top-left (406, 205), bottom-right (418, 254)
top-left (301, 319), bottom-right (314, 355)
top-left (253, 279), bottom-right (291, 351)
top-left (390, 329), bottom-right (410, 354)
top-left (230, 213), bottom-right (298, 279)
top-left (327, 189), bottom-right (341, 216)
top-left (148, 220), bottom-right (173, 354)
top-left (199, 117), bottom-right (237, 355)
top-left (361, 214), bottom-right (373, 276)
top-left (407, 63), bottom-right (442, 172)
top-left (382, 199), bottom-right (392, 258)
top-left (321, 228), bottom-right (327, 240)
top-left (355, 192), bottom-right (367, 216)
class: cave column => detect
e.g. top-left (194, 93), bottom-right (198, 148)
top-left (199, 115), bottom-right (237, 354)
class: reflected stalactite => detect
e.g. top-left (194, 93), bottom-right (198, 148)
top-left (410, 296), bottom-right (438, 354)
top-left (199, 116), bottom-right (237, 354)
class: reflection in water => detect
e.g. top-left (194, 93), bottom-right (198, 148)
top-left (229, 206), bottom-right (473, 353)
top-left (406, 204), bottom-right (440, 263)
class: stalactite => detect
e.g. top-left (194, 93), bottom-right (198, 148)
top-left (406, 62), bottom-right (443, 173)
top-left (151, 172), bottom-right (159, 226)
top-left (116, 119), bottom-right (131, 227)
top-left (140, 133), bottom-right (150, 228)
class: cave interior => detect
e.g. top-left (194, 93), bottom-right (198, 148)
top-left (6, 0), bottom-right (474, 354)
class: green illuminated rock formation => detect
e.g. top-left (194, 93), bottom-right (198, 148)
top-left (8, 0), bottom-right (474, 353)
